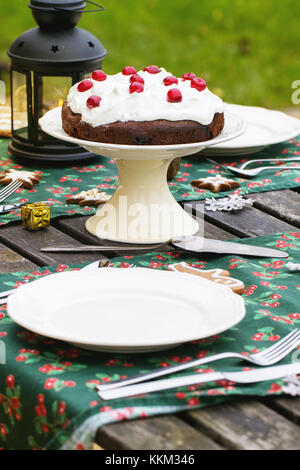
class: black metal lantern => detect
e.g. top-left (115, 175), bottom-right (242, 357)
top-left (7, 0), bottom-right (107, 162)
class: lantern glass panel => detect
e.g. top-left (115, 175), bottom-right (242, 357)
top-left (41, 76), bottom-right (72, 115)
top-left (12, 71), bottom-right (28, 139)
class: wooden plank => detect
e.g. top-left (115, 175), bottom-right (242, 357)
top-left (0, 223), bottom-right (108, 267)
top-left (184, 400), bottom-right (300, 450)
top-left (203, 204), bottom-right (296, 237)
top-left (250, 190), bottom-right (300, 228)
top-left (54, 215), bottom-right (235, 248)
top-left (198, 221), bottom-right (237, 240)
top-left (265, 396), bottom-right (300, 425)
top-left (186, 201), bottom-right (296, 238)
top-left (96, 415), bottom-right (223, 450)
top-left (53, 216), bottom-right (174, 256)
top-left (53, 216), bottom-right (107, 246)
top-left (0, 242), bottom-right (36, 273)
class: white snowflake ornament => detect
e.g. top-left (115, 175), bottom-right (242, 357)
top-left (205, 194), bottom-right (253, 212)
top-left (286, 262), bottom-right (300, 272)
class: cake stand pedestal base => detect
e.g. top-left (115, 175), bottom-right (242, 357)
top-left (85, 158), bottom-right (199, 244)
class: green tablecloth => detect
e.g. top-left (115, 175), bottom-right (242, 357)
top-left (0, 136), bottom-right (299, 226)
top-left (0, 231), bottom-right (300, 449)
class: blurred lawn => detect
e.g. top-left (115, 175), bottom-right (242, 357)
top-left (0, 0), bottom-right (299, 108)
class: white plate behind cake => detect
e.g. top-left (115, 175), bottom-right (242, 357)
top-left (203, 103), bottom-right (300, 156)
top-left (7, 268), bottom-right (245, 353)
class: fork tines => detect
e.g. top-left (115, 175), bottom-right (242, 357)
top-left (254, 328), bottom-right (300, 362)
top-left (0, 180), bottom-right (23, 204)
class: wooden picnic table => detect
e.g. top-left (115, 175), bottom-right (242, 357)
top-left (1, 188), bottom-right (300, 450)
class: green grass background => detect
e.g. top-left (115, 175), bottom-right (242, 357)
top-left (0, 0), bottom-right (299, 108)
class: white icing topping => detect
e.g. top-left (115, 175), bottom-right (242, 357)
top-left (67, 68), bottom-right (224, 127)
top-left (3, 169), bottom-right (38, 184)
top-left (195, 175), bottom-right (237, 187)
top-left (72, 188), bottom-right (111, 202)
top-left (168, 263), bottom-right (244, 290)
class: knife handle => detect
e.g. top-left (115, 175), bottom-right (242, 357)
top-left (97, 372), bottom-right (223, 401)
top-left (40, 244), bottom-right (165, 252)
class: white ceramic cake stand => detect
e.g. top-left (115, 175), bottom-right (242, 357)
top-left (40, 108), bottom-right (245, 243)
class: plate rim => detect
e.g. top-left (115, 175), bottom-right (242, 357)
top-left (7, 268), bottom-right (246, 349)
top-left (208, 103), bottom-right (300, 151)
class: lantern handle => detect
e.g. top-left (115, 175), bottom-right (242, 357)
top-left (53, 1), bottom-right (105, 13)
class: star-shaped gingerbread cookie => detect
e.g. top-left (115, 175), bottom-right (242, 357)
top-left (66, 188), bottom-right (111, 207)
top-left (191, 174), bottom-right (240, 193)
top-left (0, 169), bottom-right (42, 189)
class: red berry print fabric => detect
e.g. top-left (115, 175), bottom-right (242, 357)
top-left (0, 136), bottom-right (299, 226)
top-left (0, 231), bottom-right (300, 449)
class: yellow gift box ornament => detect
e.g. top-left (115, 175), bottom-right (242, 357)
top-left (21, 203), bottom-right (50, 230)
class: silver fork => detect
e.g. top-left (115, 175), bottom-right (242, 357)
top-left (97, 328), bottom-right (300, 392)
top-left (240, 156), bottom-right (300, 170)
top-left (98, 363), bottom-right (300, 401)
top-left (206, 158), bottom-right (300, 179)
top-left (0, 180), bottom-right (23, 204)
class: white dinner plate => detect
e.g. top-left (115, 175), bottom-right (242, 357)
top-left (7, 268), bottom-right (245, 353)
top-left (203, 103), bottom-right (300, 156)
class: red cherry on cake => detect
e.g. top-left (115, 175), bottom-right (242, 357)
top-left (86, 95), bottom-right (101, 108)
top-left (129, 82), bottom-right (144, 94)
top-left (163, 75), bottom-right (179, 86)
top-left (130, 73), bottom-right (144, 84)
top-left (91, 70), bottom-right (107, 81)
top-left (191, 77), bottom-right (207, 92)
top-left (182, 72), bottom-right (196, 81)
top-left (77, 79), bottom-right (93, 92)
top-left (143, 65), bottom-right (160, 74)
top-left (167, 88), bottom-right (182, 103)
top-left (122, 66), bottom-right (137, 75)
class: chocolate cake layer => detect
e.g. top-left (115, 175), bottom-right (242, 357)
top-left (62, 101), bottom-right (224, 145)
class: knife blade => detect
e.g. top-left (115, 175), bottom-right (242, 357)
top-left (0, 203), bottom-right (21, 214)
top-left (40, 236), bottom-right (289, 258)
top-left (0, 201), bottom-right (56, 214)
top-left (172, 237), bottom-right (289, 258)
top-left (97, 363), bottom-right (300, 401)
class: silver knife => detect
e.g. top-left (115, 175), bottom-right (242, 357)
top-left (172, 236), bottom-right (289, 258)
top-left (0, 201), bottom-right (56, 214)
top-left (97, 363), bottom-right (300, 401)
top-left (0, 203), bottom-right (22, 214)
top-left (40, 236), bottom-right (289, 258)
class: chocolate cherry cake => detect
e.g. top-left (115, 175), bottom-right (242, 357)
top-left (62, 66), bottom-right (224, 145)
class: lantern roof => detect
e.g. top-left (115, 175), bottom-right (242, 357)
top-left (8, 27), bottom-right (107, 70)
top-left (8, 0), bottom-right (106, 71)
